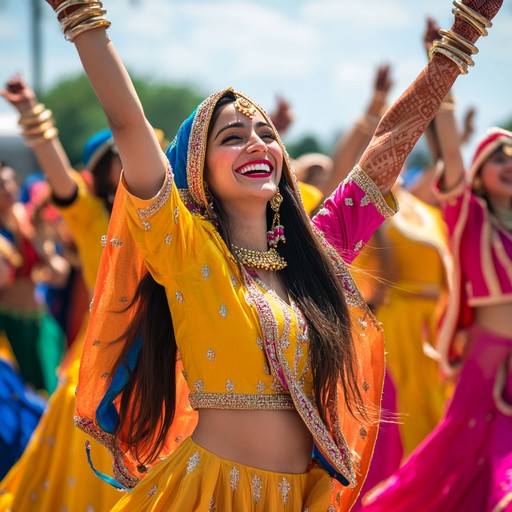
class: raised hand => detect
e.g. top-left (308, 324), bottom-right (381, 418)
top-left (374, 64), bottom-right (393, 97)
top-left (269, 96), bottom-right (294, 135)
top-left (423, 17), bottom-right (441, 55)
top-left (0, 75), bottom-right (37, 113)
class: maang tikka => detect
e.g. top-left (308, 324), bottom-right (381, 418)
top-left (267, 189), bottom-right (286, 248)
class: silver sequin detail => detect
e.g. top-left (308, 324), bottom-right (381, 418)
top-left (219, 304), bottom-right (227, 318)
top-left (176, 291), bottom-right (184, 303)
top-left (251, 475), bottom-right (262, 503)
top-left (109, 237), bottom-right (123, 247)
top-left (354, 240), bottom-right (363, 252)
top-left (279, 477), bottom-right (291, 504)
top-left (256, 337), bottom-right (264, 350)
top-left (230, 276), bottom-right (237, 287)
top-left (195, 380), bottom-right (204, 393)
top-left (148, 485), bottom-right (158, 497)
top-left (345, 197), bottom-right (354, 206)
top-left (165, 234), bottom-right (173, 245)
top-left (186, 452), bottom-right (200, 475)
top-left (142, 220), bottom-right (151, 231)
top-left (226, 379), bottom-right (235, 393)
top-left (100, 372), bottom-right (109, 379)
top-left (206, 348), bottom-right (216, 362)
top-left (100, 235), bottom-right (107, 247)
top-left (360, 195), bottom-right (371, 207)
top-left (360, 426), bottom-right (368, 440)
top-left (93, 340), bottom-right (101, 347)
top-left (230, 466), bottom-right (240, 491)
top-left (202, 265), bottom-right (211, 280)
top-left (256, 381), bottom-right (265, 394)
top-left (174, 206), bottom-right (179, 224)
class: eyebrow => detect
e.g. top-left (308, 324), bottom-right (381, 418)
top-left (214, 121), bottom-right (272, 141)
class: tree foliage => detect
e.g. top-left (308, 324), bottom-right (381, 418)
top-left (40, 72), bottom-right (205, 166)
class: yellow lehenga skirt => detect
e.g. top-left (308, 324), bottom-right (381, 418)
top-left (0, 318), bottom-right (121, 512)
top-left (110, 436), bottom-right (339, 512)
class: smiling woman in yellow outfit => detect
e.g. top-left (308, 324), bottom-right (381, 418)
top-left (40, 0), bottom-right (504, 510)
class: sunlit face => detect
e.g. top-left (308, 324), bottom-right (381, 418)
top-left (479, 146), bottom-right (512, 201)
top-left (204, 102), bottom-right (284, 210)
top-left (0, 166), bottom-right (18, 212)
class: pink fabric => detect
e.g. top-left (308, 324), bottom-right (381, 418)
top-left (312, 177), bottom-right (389, 264)
top-left (361, 325), bottom-right (512, 512)
top-left (351, 371), bottom-right (403, 511)
top-left (443, 187), bottom-right (512, 303)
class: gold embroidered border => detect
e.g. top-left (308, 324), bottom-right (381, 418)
top-left (188, 392), bottom-right (296, 410)
top-left (345, 165), bottom-right (397, 218)
top-left (74, 415), bottom-right (141, 489)
top-left (135, 164), bottom-right (174, 220)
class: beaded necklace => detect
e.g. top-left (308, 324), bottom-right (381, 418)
top-left (232, 245), bottom-right (287, 271)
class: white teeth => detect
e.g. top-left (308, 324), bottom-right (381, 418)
top-left (238, 163), bottom-right (271, 174)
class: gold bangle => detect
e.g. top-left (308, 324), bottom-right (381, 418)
top-left (60, 5), bottom-right (105, 32)
top-left (439, 28), bottom-right (479, 55)
top-left (439, 102), bottom-right (456, 112)
top-left (24, 127), bottom-right (59, 147)
top-left (22, 120), bottom-right (55, 137)
top-left (453, 0), bottom-right (492, 29)
top-left (433, 40), bottom-right (474, 67)
top-left (18, 108), bottom-right (53, 127)
top-left (429, 46), bottom-right (468, 75)
top-left (452, 6), bottom-right (488, 37)
top-left (19, 103), bottom-right (46, 120)
top-left (55, 0), bottom-right (99, 17)
top-left (65, 17), bottom-right (111, 42)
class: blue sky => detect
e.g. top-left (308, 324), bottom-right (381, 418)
top-left (1, 0), bottom-right (511, 163)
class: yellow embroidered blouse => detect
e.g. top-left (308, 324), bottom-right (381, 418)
top-left (123, 170), bottom-right (313, 410)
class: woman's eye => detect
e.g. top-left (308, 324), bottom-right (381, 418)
top-left (260, 132), bottom-right (276, 141)
top-left (221, 134), bottom-right (243, 144)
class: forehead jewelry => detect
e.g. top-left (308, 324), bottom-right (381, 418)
top-left (234, 96), bottom-right (257, 120)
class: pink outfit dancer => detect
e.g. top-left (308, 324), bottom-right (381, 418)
top-left (362, 129), bottom-right (512, 512)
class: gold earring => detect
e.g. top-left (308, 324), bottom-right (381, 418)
top-left (267, 189), bottom-right (285, 248)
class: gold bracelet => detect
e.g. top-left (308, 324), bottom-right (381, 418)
top-left (439, 102), bottom-right (456, 113)
top-left (18, 108), bottom-right (53, 127)
top-left (22, 120), bottom-right (55, 137)
top-left (55, 0), bottom-right (99, 17)
top-left (65, 17), bottom-right (111, 42)
top-left (432, 40), bottom-right (475, 68)
top-left (439, 28), bottom-right (479, 55)
top-left (453, 0), bottom-right (492, 29)
top-left (19, 103), bottom-right (46, 120)
top-left (25, 127), bottom-right (59, 147)
top-left (429, 45), bottom-right (469, 75)
top-left (60, 5), bottom-right (105, 32)
top-left (452, 6), bottom-right (488, 37)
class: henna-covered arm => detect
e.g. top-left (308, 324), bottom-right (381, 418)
top-left (358, 0), bottom-right (503, 196)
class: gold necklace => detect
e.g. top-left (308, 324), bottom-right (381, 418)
top-left (232, 245), bottom-right (287, 271)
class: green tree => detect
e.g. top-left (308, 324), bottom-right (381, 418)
top-left (40, 73), bottom-right (205, 166)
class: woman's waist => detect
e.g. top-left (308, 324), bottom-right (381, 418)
top-left (192, 408), bottom-right (314, 474)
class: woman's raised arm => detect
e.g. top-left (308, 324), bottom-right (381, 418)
top-left (358, 0), bottom-right (502, 196)
top-left (44, 1), bottom-right (168, 199)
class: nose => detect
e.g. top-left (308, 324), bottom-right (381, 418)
top-left (247, 131), bottom-right (268, 154)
